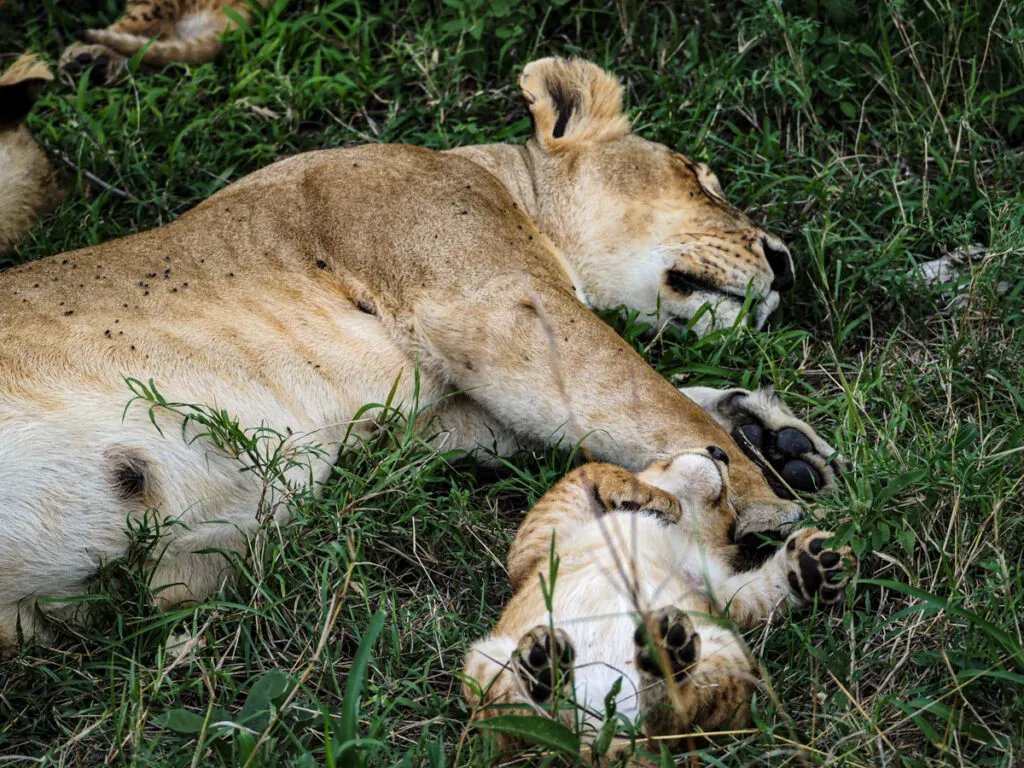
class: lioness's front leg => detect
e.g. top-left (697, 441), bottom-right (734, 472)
top-left (414, 279), bottom-right (801, 536)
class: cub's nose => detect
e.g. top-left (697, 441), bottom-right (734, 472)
top-left (762, 237), bottom-right (795, 293)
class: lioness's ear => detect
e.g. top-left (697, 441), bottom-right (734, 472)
top-left (0, 54), bottom-right (54, 126)
top-left (519, 57), bottom-right (630, 152)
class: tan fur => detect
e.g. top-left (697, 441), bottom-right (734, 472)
top-left (463, 454), bottom-right (856, 758)
top-left (0, 57), bottom-right (816, 654)
top-left (0, 54), bottom-right (67, 255)
top-left (59, 0), bottom-right (269, 84)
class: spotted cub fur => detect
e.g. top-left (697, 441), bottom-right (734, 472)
top-left (59, 0), bottom-right (270, 85)
top-left (463, 451), bottom-right (856, 758)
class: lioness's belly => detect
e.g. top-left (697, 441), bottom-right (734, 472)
top-left (0, 288), bottom-right (432, 599)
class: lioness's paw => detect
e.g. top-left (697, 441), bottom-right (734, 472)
top-left (679, 386), bottom-right (842, 499)
top-left (58, 43), bottom-right (126, 87)
top-left (633, 607), bottom-right (700, 680)
top-left (514, 626), bottom-right (574, 702)
top-left (783, 528), bottom-right (856, 605)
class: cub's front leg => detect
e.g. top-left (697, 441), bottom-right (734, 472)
top-left (714, 528), bottom-right (857, 628)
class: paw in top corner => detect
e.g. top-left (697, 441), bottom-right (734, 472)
top-left (680, 386), bottom-right (845, 499)
top-left (58, 42), bottom-right (126, 87)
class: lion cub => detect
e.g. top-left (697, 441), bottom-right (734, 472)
top-left (60, 0), bottom-right (270, 85)
top-left (463, 449), bottom-right (855, 754)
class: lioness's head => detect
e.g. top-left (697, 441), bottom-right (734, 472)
top-left (519, 58), bottom-right (794, 336)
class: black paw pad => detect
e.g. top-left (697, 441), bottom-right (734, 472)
top-left (634, 610), bottom-right (699, 680)
top-left (517, 628), bottom-right (574, 702)
top-left (732, 423), bottom-right (823, 499)
top-left (733, 423), bottom-right (764, 452)
top-left (782, 459), bottom-right (819, 492)
top-left (798, 551), bottom-right (824, 594)
top-left (776, 428), bottom-right (812, 456)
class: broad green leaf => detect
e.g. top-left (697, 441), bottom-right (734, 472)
top-left (475, 715), bottom-right (580, 756)
top-left (155, 708), bottom-right (206, 734)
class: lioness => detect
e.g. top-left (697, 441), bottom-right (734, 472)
top-left (0, 57), bottom-right (839, 653)
top-left (463, 450), bottom-right (855, 756)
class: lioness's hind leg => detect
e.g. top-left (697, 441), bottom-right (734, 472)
top-left (680, 386), bottom-right (842, 500)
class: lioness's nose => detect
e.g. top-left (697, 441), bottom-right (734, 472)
top-left (762, 237), bottom-right (794, 293)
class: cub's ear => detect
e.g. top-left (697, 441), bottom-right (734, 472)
top-left (0, 54), bottom-right (54, 127)
top-left (519, 57), bottom-right (631, 152)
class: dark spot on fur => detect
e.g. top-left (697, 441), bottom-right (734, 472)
top-left (316, 259), bottom-right (328, 269)
top-left (356, 300), bottom-right (376, 315)
top-left (108, 452), bottom-right (150, 501)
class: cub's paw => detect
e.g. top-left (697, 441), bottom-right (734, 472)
top-left (514, 625), bottom-right (574, 702)
top-left (783, 528), bottom-right (856, 605)
top-left (679, 386), bottom-right (843, 499)
top-left (633, 607), bottom-right (701, 680)
top-left (58, 43), bottom-right (126, 87)
top-left (585, 464), bottom-right (682, 522)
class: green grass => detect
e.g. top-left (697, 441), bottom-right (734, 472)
top-left (2, 0), bottom-right (1024, 765)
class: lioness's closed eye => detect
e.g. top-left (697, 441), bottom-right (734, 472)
top-left (463, 450), bottom-right (856, 758)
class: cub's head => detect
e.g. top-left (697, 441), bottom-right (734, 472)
top-left (636, 447), bottom-right (737, 539)
top-left (519, 57), bottom-right (794, 336)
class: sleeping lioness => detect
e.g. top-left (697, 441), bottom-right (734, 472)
top-left (0, 57), bottom-right (841, 653)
